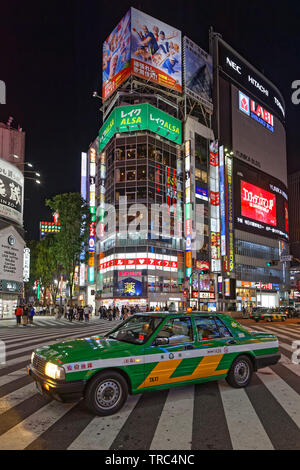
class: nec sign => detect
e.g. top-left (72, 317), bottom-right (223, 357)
top-left (0, 81), bottom-right (5, 104)
top-left (226, 57), bottom-right (242, 75)
top-left (239, 91), bottom-right (274, 132)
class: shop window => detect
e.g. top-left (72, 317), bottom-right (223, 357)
top-left (137, 144), bottom-right (147, 159)
top-left (126, 148), bottom-right (136, 160)
top-left (127, 170), bottom-right (136, 181)
top-left (137, 167), bottom-right (147, 181)
top-left (116, 147), bottom-right (125, 161)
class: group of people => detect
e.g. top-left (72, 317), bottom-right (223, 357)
top-left (64, 304), bottom-right (92, 322)
top-left (15, 304), bottom-right (36, 326)
top-left (98, 304), bottom-right (142, 321)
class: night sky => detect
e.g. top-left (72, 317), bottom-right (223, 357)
top-left (1, 0), bottom-right (299, 240)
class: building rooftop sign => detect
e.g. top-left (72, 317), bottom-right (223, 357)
top-left (98, 103), bottom-right (182, 152)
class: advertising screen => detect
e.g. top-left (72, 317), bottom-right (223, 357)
top-left (234, 160), bottom-right (288, 240)
top-left (102, 10), bottom-right (131, 101)
top-left (184, 36), bottom-right (213, 109)
top-left (241, 181), bottom-right (276, 226)
top-left (231, 85), bottom-right (287, 186)
top-left (131, 8), bottom-right (182, 92)
top-left (0, 158), bottom-right (24, 225)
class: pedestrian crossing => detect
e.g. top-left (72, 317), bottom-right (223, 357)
top-left (0, 316), bottom-right (107, 329)
top-left (0, 321), bottom-right (299, 450)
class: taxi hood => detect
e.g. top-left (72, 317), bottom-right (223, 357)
top-left (34, 335), bottom-right (134, 364)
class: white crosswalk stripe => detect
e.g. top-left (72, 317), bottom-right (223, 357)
top-left (150, 385), bottom-right (194, 450)
top-left (68, 395), bottom-right (141, 450)
top-left (218, 381), bottom-right (274, 450)
top-left (0, 401), bottom-right (75, 450)
top-left (0, 321), bottom-right (299, 450)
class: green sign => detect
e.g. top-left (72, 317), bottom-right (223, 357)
top-left (99, 103), bottom-right (182, 152)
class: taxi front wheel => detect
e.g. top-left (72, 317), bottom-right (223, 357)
top-left (84, 371), bottom-right (128, 416)
top-left (226, 355), bottom-right (253, 388)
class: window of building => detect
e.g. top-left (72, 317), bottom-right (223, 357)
top-left (127, 170), bottom-right (136, 181)
top-left (126, 147), bottom-right (136, 160)
top-left (116, 147), bottom-right (125, 161)
top-left (137, 166), bottom-right (147, 180)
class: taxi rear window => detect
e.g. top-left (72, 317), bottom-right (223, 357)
top-left (194, 317), bottom-right (232, 341)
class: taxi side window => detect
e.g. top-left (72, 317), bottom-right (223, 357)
top-left (214, 318), bottom-right (232, 338)
top-left (157, 318), bottom-right (193, 344)
top-left (195, 317), bottom-right (222, 341)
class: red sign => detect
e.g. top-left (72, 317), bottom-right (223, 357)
top-left (241, 181), bottom-right (276, 226)
top-left (210, 192), bottom-right (220, 206)
top-left (196, 261), bottom-right (210, 270)
top-left (285, 202), bottom-right (289, 233)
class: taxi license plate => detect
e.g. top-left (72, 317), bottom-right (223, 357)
top-left (36, 382), bottom-right (43, 395)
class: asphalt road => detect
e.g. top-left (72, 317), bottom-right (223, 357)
top-left (0, 318), bottom-right (299, 450)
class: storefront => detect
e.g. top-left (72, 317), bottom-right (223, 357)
top-left (236, 280), bottom-right (279, 310)
top-left (190, 291), bottom-right (217, 311)
top-left (0, 226), bottom-right (25, 319)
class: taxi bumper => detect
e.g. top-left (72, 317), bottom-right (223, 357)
top-left (254, 353), bottom-right (281, 370)
top-left (27, 364), bottom-right (86, 403)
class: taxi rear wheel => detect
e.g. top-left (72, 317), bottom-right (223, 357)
top-left (226, 355), bottom-right (253, 388)
top-left (84, 371), bottom-right (128, 416)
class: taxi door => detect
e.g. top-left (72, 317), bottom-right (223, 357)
top-left (138, 316), bottom-right (198, 390)
top-left (191, 316), bottom-right (235, 380)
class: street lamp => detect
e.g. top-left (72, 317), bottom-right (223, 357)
top-left (24, 176), bottom-right (41, 184)
top-left (24, 170), bottom-right (41, 177)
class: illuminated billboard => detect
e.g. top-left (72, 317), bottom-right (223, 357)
top-left (234, 160), bottom-right (288, 240)
top-left (99, 103), bottom-right (182, 152)
top-left (102, 10), bottom-right (131, 101)
top-left (183, 37), bottom-right (213, 109)
top-left (0, 158), bottom-right (24, 225)
top-left (131, 8), bottom-right (182, 93)
top-left (241, 181), bottom-right (277, 227)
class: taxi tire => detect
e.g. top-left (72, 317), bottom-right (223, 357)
top-left (84, 371), bottom-right (128, 416)
top-left (226, 355), bottom-right (253, 388)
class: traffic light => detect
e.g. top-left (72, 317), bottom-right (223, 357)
top-left (266, 261), bottom-right (278, 267)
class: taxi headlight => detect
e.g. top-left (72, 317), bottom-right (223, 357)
top-left (45, 362), bottom-right (65, 380)
top-left (31, 352), bottom-right (35, 363)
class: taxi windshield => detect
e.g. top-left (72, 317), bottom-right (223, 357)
top-left (106, 315), bottom-right (163, 345)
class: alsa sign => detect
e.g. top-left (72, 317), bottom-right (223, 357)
top-left (239, 91), bottom-right (274, 132)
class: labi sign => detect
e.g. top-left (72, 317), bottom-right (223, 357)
top-left (99, 103), bottom-right (182, 152)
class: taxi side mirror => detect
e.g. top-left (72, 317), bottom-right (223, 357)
top-left (153, 337), bottom-right (169, 346)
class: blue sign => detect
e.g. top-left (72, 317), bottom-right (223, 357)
top-left (120, 278), bottom-right (143, 297)
top-left (195, 186), bottom-right (208, 200)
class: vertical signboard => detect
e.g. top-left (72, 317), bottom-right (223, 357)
top-left (88, 147), bottom-right (96, 283)
top-left (226, 155), bottom-right (235, 273)
top-left (81, 152), bottom-right (87, 202)
top-left (219, 146), bottom-right (226, 257)
top-left (209, 141), bottom-right (221, 272)
top-left (185, 140), bottom-right (192, 278)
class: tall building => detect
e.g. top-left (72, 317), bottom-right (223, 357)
top-left (288, 171), bottom-right (300, 258)
top-left (81, 9), bottom-right (289, 313)
top-left (210, 33), bottom-right (289, 310)
top-left (0, 122), bottom-right (26, 318)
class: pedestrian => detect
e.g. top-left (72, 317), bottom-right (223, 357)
top-left (29, 305), bottom-right (35, 325)
top-left (84, 305), bottom-right (90, 322)
top-left (22, 304), bottom-right (29, 326)
top-left (15, 305), bottom-right (23, 326)
top-left (68, 306), bottom-right (73, 322)
top-left (113, 306), bottom-right (116, 320)
top-left (78, 305), bottom-right (84, 321)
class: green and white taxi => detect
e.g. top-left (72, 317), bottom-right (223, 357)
top-left (27, 311), bottom-right (280, 416)
top-left (249, 308), bottom-right (287, 322)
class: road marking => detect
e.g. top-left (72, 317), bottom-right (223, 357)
top-left (219, 381), bottom-right (273, 450)
top-left (68, 395), bottom-right (140, 450)
top-left (257, 367), bottom-right (300, 429)
top-left (0, 369), bottom-right (27, 388)
top-left (0, 401), bottom-right (75, 450)
top-left (150, 385), bottom-right (194, 450)
top-left (279, 354), bottom-right (300, 376)
top-left (0, 383), bottom-right (37, 415)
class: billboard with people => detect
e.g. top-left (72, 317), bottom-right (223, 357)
top-left (130, 8), bottom-right (182, 93)
top-left (102, 10), bottom-right (131, 101)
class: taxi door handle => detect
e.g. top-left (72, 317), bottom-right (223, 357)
top-left (185, 345), bottom-right (194, 350)
top-left (226, 340), bottom-right (237, 345)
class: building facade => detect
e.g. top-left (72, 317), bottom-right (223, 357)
top-left (81, 9), bottom-right (289, 313)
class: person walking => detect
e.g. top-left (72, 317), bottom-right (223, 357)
top-left (29, 305), bottom-right (35, 325)
top-left (84, 305), bottom-right (90, 322)
top-left (22, 304), bottom-right (29, 326)
top-left (68, 306), bottom-right (73, 322)
top-left (15, 305), bottom-right (23, 326)
top-left (78, 305), bottom-right (84, 321)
